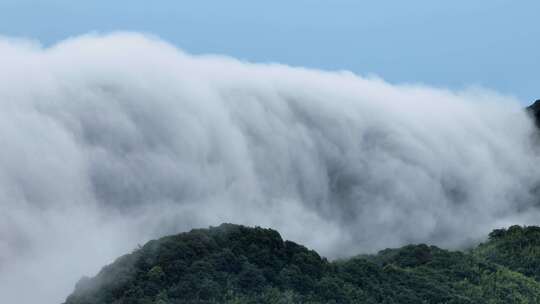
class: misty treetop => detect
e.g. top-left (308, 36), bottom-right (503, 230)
top-left (474, 225), bottom-right (540, 282)
top-left (64, 223), bottom-right (540, 304)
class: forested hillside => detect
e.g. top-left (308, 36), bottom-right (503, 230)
top-left (474, 225), bottom-right (540, 281)
top-left (64, 224), bottom-right (540, 304)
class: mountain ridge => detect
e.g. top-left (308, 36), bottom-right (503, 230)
top-left (526, 99), bottom-right (540, 127)
top-left (64, 223), bottom-right (540, 304)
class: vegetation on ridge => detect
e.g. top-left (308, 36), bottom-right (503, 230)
top-left (64, 224), bottom-right (540, 304)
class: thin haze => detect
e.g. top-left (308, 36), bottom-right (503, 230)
top-left (0, 33), bottom-right (539, 304)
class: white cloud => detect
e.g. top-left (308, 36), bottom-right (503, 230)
top-left (0, 32), bottom-right (538, 304)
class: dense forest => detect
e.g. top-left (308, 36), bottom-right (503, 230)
top-left (64, 223), bottom-right (540, 304)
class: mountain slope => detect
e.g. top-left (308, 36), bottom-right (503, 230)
top-left (474, 225), bottom-right (540, 281)
top-left (64, 224), bottom-right (540, 304)
top-left (526, 99), bottom-right (540, 127)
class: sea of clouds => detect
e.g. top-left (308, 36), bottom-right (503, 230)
top-left (1, 33), bottom-right (539, 304)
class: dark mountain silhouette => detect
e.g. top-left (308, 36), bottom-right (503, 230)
top-left (527, 99), bottom-right (540, 127)
top-left (64, 223), bottom-right (540, 304)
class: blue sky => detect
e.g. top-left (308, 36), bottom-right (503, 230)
top-left (0, 0), bottom-right (538, 103)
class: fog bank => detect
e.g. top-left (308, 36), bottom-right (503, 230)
top-left (0, 33), bottom-right (539, 304)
